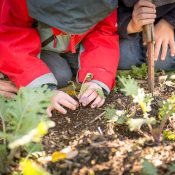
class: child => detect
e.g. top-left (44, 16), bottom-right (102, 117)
top-left (118, 0), bottom-right (175, 70)
top-left (0, 0), bottom-right (119, 115)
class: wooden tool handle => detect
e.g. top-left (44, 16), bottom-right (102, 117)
top-left (143, 0), bottom-right (155, 94)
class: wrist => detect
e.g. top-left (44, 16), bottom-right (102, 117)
top-left (127, 20), bottom-right (142, 34)
top-left (160, 19), bottom-right (174, 30)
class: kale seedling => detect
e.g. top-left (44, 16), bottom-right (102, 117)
top-left (119, 76), bottom-right (156, 137)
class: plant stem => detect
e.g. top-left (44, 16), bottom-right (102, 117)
top-left (7, 148), bottom-right (17, 165)
top-left (152, 113), bottom-right (170, 142)
top-left (138, 129), bottom-right (150, 139)
top-left (0, 110), bottom-right (7, 145)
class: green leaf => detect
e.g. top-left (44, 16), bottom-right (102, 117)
top-left (84, 73), bottom-right (93, 82)
top-left (104, 106), bottom-right (117, 121)
top-left (0, 86), bottom-right (54, 148)
top-left (96, 89), bottom-right (105, 99)
top-left (168, 163), bottom-right (175, 174)
top-left (118, 76), bottom-right (139, 97)
top-left (131, 63), bottom-right (148, 79)
top-left (127, 117), bottom-right (156, 132)
top-left (142, 159), bottom-right (158, 175)
top-left (0, 145), bottom-right (8, 173)
top-left (163, 130), bottom-right (175, 141)
top-left (104, 106), bottom-right (127, 125)
top-left (24, 143), bottom-right (43, 154)
top-left (159, 93), bottom-right (175, 120)
top-left (80, 84), bottom-right (88, 94)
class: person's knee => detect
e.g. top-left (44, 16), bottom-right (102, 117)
top-left (119, 37), bottom-right (144, 70)
top-left (40, 50), bottom-right (73, 87)
top-left (155, 49), bottom-right (175, 71)
top-left (55, 70), bottom-right (73, 88)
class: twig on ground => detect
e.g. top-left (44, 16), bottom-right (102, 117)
top-left (90, 111), bottom-right (106, 124)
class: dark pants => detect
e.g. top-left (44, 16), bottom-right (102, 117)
top-left (119, 34), bottom-right (175, 71)
top-left (40, 50), bottom-right (79, 88)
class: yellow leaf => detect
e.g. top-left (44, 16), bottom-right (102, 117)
top-left (66, 90), bottom-right (76, 96)
top-left (139, 102), bottom-right (147, 114)
top-left (51, 151), bottom-right (67, 162)
top-left (20, 159), bottom-right (50, 175)
top-left (33, 121), bottom-right (55, 142)
top-left (37, 122), bottom-right (48, 135)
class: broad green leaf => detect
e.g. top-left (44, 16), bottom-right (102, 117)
top-left (0, 86), bottom-right (54, 149)
top-left (127, 117), bottom-right (156, 132)
top-left (118, 76), bottom-right (139, 96)
top-left (24, 143), bottom-right (43, 154)
top-left (168, 163), bottom-right (175, 174)
top-left (142, 159), bottom-right (158, 175)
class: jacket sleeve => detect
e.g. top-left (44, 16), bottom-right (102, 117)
top-left (118, 3), bottom-right (137, 39)
top-left (0, 0), bottom-right (57, 88)
top-left (78, 10), bottom-right (119, 94)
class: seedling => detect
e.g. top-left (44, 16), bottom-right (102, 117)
top-left (69, 73), bottom-right (105, 105)
top-left (105, 76), bottom-right (175, 142)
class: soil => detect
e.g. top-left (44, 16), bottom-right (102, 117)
top-left (42, 75), bottom-right (175, 175)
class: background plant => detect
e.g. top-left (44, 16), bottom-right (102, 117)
top-left (0, 86), bottom-right (54, 174)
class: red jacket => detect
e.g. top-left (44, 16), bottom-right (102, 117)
top-left (0, 0), bottom-right (119, 92)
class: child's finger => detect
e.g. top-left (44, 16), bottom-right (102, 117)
top-left (139, 19), bottom-right (155, 26)
top-left (154, 39), bottom-right (162, 60)
top-left (0, 81), bottom-right (18, 92)
top-left (46, 105), bottom-right (54, 117)
top-left (135, 0), bottom-right (155, 9)
top-left (169, 40), bottom-right (175, 57)
top-left (137, 7), bottom-right (156, 16)
top-left (81, 91), bottom-right (98, 106)
top-left (53, 102), bottom-right (67, 114)
top-left (137, 13), bottom-right (156, 20)
top-left (65, 94), bottom-right (79, 107)
top-left (0, 90), bottom-right (16, 98)
top-left (59, 99), bottom-right (77, 111)
top-left (161, 40), bottom-right (168, 60)
top-left (79, 88), bottom-right (95, 102)
top-left (91, 96), bottom-right (103, 108)
top-left (97, 99), bottom-right (105, 108)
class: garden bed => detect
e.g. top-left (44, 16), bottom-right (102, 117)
top-left (43, 74), bottom-right (175, 175)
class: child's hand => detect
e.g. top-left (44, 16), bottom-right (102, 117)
top-left (47, 90), bottom-right (79, 116)
top-left (127, 0), bottom-right (156, 34)
top-left (154, 19), bottom-right (175, 61)
top-left (78, 82), bottom-right (105, 108)
top-left (0, 80), bottom-right (18, 98)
